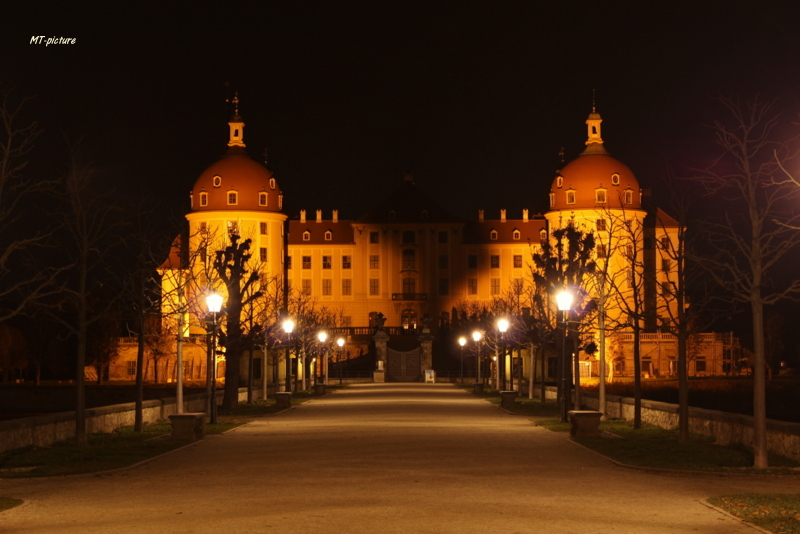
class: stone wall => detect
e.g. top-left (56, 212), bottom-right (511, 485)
top-left (0, 388), bottom-right (253, 454)
top-left (535, 385), bottom-right (800, 462)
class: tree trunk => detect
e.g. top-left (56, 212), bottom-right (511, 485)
top-left (633, 326), bottom-right (642, 429)
top-left (751, 296), bottom-right (768, 468)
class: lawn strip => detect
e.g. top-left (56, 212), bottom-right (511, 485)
top-left (707, 493), bottom-right (800, 533)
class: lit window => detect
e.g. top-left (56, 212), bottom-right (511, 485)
top-left (549, 193), bottom-right (554, 208)
top-left (556, 175), bottom-right (563, 188)
top-left (227, 191), bottom-right (238, 205)
top-left (512, 229), bottom-right (520, 240)
top-left (490, 230), bottom-right (498, 241)
top-left (270, 178), bottom-right (276, 189)
top-left (260, 247), bottom-right (267, 262)
top-left (369, 255), bottom-right (379, 269)
top-left (302, 279), bottom-right (311, 295)
top-left (126, 361), bottom-right (136, 376)
top-left (227, 221), bottom-right (238, 236)
top-left (322, 279), bottom-right (332, 296)
top-left (200, 192), bottom-right (208, 207)
top-left (540, 229), bottom-right (547, 241)
top-left (342, 255), bottom-right (352, 269)
top-left (491, 278), bottom-right (500, 295)
top-left (303, 231), bottom-right (311, 241)
top-left (369, 278), bottom-right (380, 295)
top-left (324, 231), bottom-right (332, 241)
top-left (342, 279), bottom-right (352, 295)
top-left (278, 195), bottom-right (283, 209)
top-left (513, 255), bottom-right (522, 268)
top-left (490, 255), bottom-right (500, 268)
top-left (596, 219), bottom-right (607, 231)
top-left (323, 255), bottom-right (332, 269)
top-left (302, 256), bottom-right (311, 269)
top-left (213, 175), bottom-right (221, 188)
top-left (596, 189), bottom-right (606, 204)
top-left (566, 190), bottom-right (576, 204)
top-left (468, 278), bottom-right (478, 295)
top-left (611, 173), bottom-right (620, 185)
top-left (259, 192), bottom-right (268, 206)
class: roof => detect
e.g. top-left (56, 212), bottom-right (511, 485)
top-left (463, 218), bottom-right (546, 244)
top-left (288, 220), bottom-right (355, 244)
top-left (356, 175), bottom-right (461, 224)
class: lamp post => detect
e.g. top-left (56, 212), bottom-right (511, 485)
top-left (556, 290), bottom-right (574, 423)
top-left (336, 337), bottom-right (345, 384)
top-left (206, 292), bottom-right (224, 425)
top-left (497, 318), bottom-right (509, 390)
top-left (317, 331), bottom-right (328, 386)
top-left (458, 336), bottom-right (466, 382)
top-left (472, 331), bottom-right (482, 385)
top-left (282, 316), bottom-right (295, 393)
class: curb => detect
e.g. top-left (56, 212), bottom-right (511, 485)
top-left (699, 500), bottom-right (774, 533)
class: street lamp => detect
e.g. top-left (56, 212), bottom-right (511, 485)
top-left (497, 318), bottom-right (509, 390)
top-left (282, 316), bottom-right (295, 393)
top-left (336, 337), bottom-right (345, 384)
top-left (472, 330), bottom-right (482, 386)
top-left (317, 331), bottom-right (328, 386)
top-left (556, 290), bottom-right (574, 423)
top-left (458, 336), bottom-right (467, 382)
top-left (206, 291), bottom-right (224, 424)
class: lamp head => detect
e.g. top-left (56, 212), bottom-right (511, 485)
top-left (206, 292), bottom-right (224, 313)
top-left (497, 318), bottom-right (509, 333)
top-left (318, 331), bottom-right (328, 343)
top-left (458, 336), bottom-right (467, 347)
top-left (472, 331), bottom-right (482, 342)
top-left (336, 337), bottom-right (345, 348)
top-left (283, 318), bottom-right (295, 334)
top-left (556, 290), bottom-right (574, 311)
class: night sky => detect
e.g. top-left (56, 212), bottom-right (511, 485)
top-left (6, 1), bottom-right (800, 221)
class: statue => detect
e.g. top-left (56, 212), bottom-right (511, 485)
top-left (375, 312), bottom-right (386, 331)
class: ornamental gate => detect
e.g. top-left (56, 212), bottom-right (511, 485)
top-left (386, 347), bottom-right (421, 382)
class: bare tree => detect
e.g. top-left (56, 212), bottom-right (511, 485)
top-left (693, 96), bottom-right (800, 468)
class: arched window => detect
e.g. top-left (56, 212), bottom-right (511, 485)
top-left (540, 229), bottom-right (547, 241)
top-left (549, 193), bottom-right (555, 208)
top-left (270, 178), bottom-right (276, 189)
top-left (401, 309), bottom-right (418, 331)
top-left (556, 175), bottom-right (563, 188)
top-left (512, 229), bottom-right (521, 241)
top-left (259, 192), bottom-right (268, 206)
top-left (490, 229), bottom-right (498, 241)
top-left (566, 190), bottom-right (576, 204)
top-left (324, 230), bottom-right (332, 241)
top-left (303, 230), bottom-right (311, 241)
top-left (596, 189), bottom-right (607, 204)
top-left (624, 189), bottom-right (633, 204)
top-left (227, 191), bottom-right (238, 205)
top-left (200, 192), bottom-right (208, 207)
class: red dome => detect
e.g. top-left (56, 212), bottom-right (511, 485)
top-left (191, 146), bottom-right (283, 212)
top-left (550, 153), bottom-right (640, 210)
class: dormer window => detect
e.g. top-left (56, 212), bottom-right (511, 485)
top-left (259, 192), bottom-right (268, 206)
top-left (549, 192), bottom-right (555, 208)
top-left (270, 178), bottom-right (276, 189)
top-left (611, 173), bottom-right (620, 185)
top-left (596, 189), bottom-right (607, 204)
top-left (389, 210), bottom-right (396, 220)
top-left (421, 210), bottom-right (429, 220)
top-left (556, 175), bottom-right (563, 188)
top-left (566, 189), bottom-right (576, 205)
top-left (278, 195), bottom-right (283, 209)
top-left (624, 189), bottom-right (633, 204)
top-left (200, 192), bottom-right (208, 207)
top-left (324, 230), bottom-right (332, 241)
top-left (540, 229), bottom-right (547, 241)
top-left (490, 229), bottom-right (498, 241)
top-left (303, 230), bottom-right (311, 241)
top-left (213, 175), bottom-right (222, 188)
top-left (512, 229), bottom-right (521, 241)
top-left (227, 191), bottom-right (238, 205)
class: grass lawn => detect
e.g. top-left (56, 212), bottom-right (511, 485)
top-left (0, 390), bottom-right (328, 480)
top-left (708, 494), bottom-right (800, 533)
top-left (0, 497), bottom-right (23, 513)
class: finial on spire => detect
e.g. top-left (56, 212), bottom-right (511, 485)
top-left (263, 146), bottom-right (269, 167)
top-left (226, 91), bottom-right (246, 148)
top-left (558, 147), bottom-right (565, 164)
top-left (232, 91), bottom-right (240, 116)
top-left (592, 89), bottom-right (596, 114)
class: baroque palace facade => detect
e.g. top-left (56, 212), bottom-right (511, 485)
top-left (109, 101), bottom-right (738, 385)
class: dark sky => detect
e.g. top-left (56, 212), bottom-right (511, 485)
top-left (5, 1), bottom-right (800, 221)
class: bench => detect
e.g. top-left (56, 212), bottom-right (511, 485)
top-left (168, 413), bottom-right (206, 440)
top-left (500, 390), bottom-right (518, 409)
top-left (274, 392), bottom-right (293, 409)
top-left (567, 410), bottom-right (603, 438)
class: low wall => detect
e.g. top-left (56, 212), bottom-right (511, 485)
top-left (535, 385), bottom-right (800, 462)
top-left (0, 388), bottom-right (255, 454)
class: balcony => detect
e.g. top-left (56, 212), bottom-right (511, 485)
top-left (391, 293), bottom-right (427, 301)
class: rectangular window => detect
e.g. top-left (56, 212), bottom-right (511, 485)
top-left (439, 231), bottom-right (448, 243)
top-left (661, 281), bottom-right (673, 296)
top-left (369, 278), bottom-right (379, 296)
top-left (513, 255), bottom-right (522, 268)
top-left (259, 247), bottom-right (267, 262)
top-left (596, 190), bottom-right (606, 204)
top-left (467, 255), bottom-right (478, 269)
top-left (491, 278), bottom-right (500, 295)
top-left (439, 255), bottom-right (448, 269)
top-left (661, 259), bottom-right (671, 272)
top-left (438, 278), bottom-right (449, 296)
top-left (566, 190), bottom-right (576, 204)
top-left (286, 256), bottom-right (292, 269)
top-left (696, 360), bottom-right (707, 373)
top-left (490, 255), bottom-right (500, 269)
top-left (468, 278), bottom-right (478, 295)
top-left (227, 220), bottom-right (238, 235)
top-left (342, 255), bottom-right (352, 269)
top-left (369, 255), bottom-right (379, 269)
top-left (302, 279), bottom-right (311, 295)
top-left (126, 361), bottom-right (136, 376)
top-left (660, 237), bottom-right (670, 250)
top-left (596, 244), bottom-right (607, 258)
top-left (302, 256), bottom-right (311, 269)
top-left (625, 190), bottom-right (633, 204)
top-left (596, 219), bottom-right (607, 231)
top-left (260, 222), bottom-right (267, 235)
top-left (342, 278), bottom-right (352, 296)
top-left (322, 255), bottom-right (332, 269)
top-left (228, 192), bottom-right (238, 205)
top-left (369, 231), bottom-right (379, 244)
top-left (322, 279), bottom-right (332, 296)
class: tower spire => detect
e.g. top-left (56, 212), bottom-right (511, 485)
top-left (581, 96), bottom-right (608, 155)
top-left (227, 91), bottom-right (245, 148)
